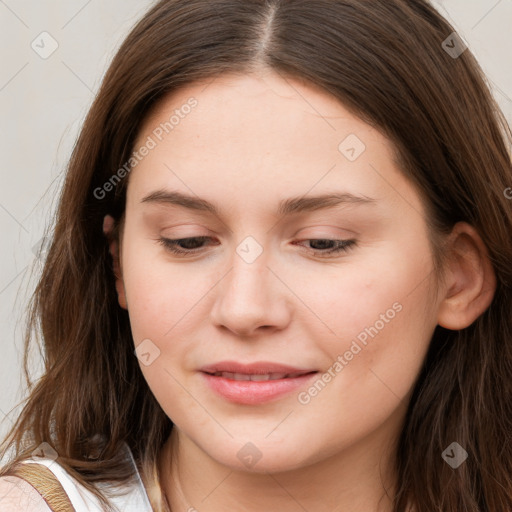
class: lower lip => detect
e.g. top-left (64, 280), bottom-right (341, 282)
top-left (200, 372), bottom-right (318, 405)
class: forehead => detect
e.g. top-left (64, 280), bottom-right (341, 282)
top-left (137, 70), bottom-right (379, 154)
top-left (126, 70), bottom-right (423, 218)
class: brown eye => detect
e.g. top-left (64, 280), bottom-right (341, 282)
top-left (295, 239), bottom-right (356, 257)
top-left (158, 236), bottom-right (215, 255)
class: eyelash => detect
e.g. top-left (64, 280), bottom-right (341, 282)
top-left (157, 236), bottom-right (356, 258)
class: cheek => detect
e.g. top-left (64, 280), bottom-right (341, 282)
top-left (120, 235), bottom-right (207, 342)
top-left (285, 254), bottom-right (436, 461)
top-left (120, 238), bottom-right (208, 419)
top-left (296, 240), bottom-right (434, 346)
top-left (295, 239), bottom-right (436, 402)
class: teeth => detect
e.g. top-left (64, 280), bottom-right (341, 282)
top-left (213, 372), bottom-right (294, 381)
top-left (287, 372), bottom-right (305, 378)
top-left (250, 374), bottom-right (273, 381)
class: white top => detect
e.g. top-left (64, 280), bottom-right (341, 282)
top-left (19, 443), bottom-right (153, 512)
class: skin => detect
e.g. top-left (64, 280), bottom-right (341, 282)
top-left (103, 69), bottom-right (496, 512)
top-left (0, 477), bottom-right (53, 512)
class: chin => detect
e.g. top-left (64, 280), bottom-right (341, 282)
top-left (203, 437), bottom-right (318, 474)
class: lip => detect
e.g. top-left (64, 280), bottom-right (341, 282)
top-left (199, 360), bottom-right (316, 375)
top-left (199, 360), bottom-right (318, 405)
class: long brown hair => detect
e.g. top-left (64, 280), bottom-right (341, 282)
top-left (1, 1), bottom-right (511, 510)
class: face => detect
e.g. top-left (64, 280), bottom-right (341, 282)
top-left (116, 70), bottom-right (442, 473)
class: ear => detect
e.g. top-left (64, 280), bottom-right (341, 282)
top-left (103, 215), bottom-right (128, 310)
top-left (437, 222), bottom-right (496, 330)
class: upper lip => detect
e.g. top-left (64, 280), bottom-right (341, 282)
top-left (199, 361), bottom-right (317, 376)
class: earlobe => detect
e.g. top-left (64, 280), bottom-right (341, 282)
top-left (437, 222), bottom-right (496, 330)
top-left (103, 215), bottom-right (128, 310)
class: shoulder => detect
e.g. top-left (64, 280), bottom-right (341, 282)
top-left (0, 475), bottom-right (53, 512)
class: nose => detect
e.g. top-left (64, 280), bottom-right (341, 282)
top-left (209, 245), bottom-right (292, 338)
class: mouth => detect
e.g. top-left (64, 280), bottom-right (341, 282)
top-left (199, 362), bottom-right (319, 405)
top-left (203, 370), bottom-right (317, 381)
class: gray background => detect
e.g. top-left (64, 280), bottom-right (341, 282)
top-left (1, 0), bottom-right (511, 450)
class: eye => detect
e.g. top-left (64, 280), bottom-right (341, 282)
top-left (158, 236), bottom-right (356, 258)
top-left (294, 238), bottom-right (356, 257)
top-left (158, 236), bottom-right (214, 255)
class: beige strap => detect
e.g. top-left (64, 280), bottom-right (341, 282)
top-left (5, 463), bottom-right (76, 512)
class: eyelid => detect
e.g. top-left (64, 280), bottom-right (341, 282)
top-left (296, 224), bottom-right (359, 237)
top-left (157, 235), bottom-right (357, 258)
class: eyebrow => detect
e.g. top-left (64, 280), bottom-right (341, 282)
top-left (141, 189), bottom-right (376, 216)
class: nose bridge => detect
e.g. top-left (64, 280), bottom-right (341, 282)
top-left (224, 237), bottom-right (274, 312)
top-left (210, 234), bottom-right (290, 334)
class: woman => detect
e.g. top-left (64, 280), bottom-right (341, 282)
top-left (1, 0), bottom-right (511, 511)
